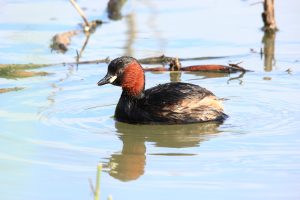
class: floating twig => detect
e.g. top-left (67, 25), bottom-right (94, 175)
top-left (228, 62), bottom-right (247, 72)
top-left (179, 56), bottom-right (229, 61)
top-left (52, 1), bottom-right (103, 54)
top-left (69, 0), bottom-right (103, 33)
top-left (69, 0), bottom-right (90, 29)
top-left (144, 63), bottom-right (251, 73)
top-left (0, 56), bottom-right (252, 74)
top-left (138, 55), bottom-right (173, 64)
top-left (78, 33), bottom-right (91, 60)
top-left (62, 58), bottom-right (111, 66)
top-left (181, 65), bottom-right (234, 72)
top-left (138, 55), bottom-right (230, 65)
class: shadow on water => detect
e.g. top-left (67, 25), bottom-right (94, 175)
top-left (106, 121), bottom-right (222, 182)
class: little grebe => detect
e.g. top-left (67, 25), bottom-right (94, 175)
top-left (97, 56), bottom-right (227, 124)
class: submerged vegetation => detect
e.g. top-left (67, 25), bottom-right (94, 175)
top-left (0, 64), bottom-right (49, 93)
top-left (0, 87), bottom-right (24, 94)
top-left (0, 64), bottom-right (50, 79)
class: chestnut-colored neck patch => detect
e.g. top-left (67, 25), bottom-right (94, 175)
top-left (122, 61), bottom-right (145, 96)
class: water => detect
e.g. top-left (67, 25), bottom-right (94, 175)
top-left (1, 0), bottom-right (300, 200)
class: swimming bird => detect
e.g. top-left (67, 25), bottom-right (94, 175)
top-left (97, 56), bottom-right (227, 124)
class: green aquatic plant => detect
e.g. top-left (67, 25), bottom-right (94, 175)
top-left (0, 64), bottom-right (49, 79)
top-left (0, 87), bottom-right (24, 94)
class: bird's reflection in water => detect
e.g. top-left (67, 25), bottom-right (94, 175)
top-left (106, 121), bottom-right (222, 182)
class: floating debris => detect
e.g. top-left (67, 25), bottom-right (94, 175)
top-left (0, 87), bottom-right (24, 94)
top-left (50, 30), bottom-right (79, 53)
top-left (0, 64), bottom-right (50, 79)
top-left (285, 68), bottom-right (292, 74)
top-left (144, 63), bottom-right (251, 73)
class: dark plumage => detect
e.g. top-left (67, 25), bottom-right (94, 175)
top-left (98, 56), bottom-right (227, 124)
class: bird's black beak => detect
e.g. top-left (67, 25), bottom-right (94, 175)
top-left (97, 74), bottom-right (117, 86)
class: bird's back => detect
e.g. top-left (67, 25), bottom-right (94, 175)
top-left (116, 82), bottom-right (227, 124)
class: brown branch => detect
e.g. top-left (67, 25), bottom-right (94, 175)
top-left (144, 64), bottom-right (251, 73)
top-left (182, 65), bottom-right (233, 72)
top-left (69, 1), bottom-right (103, 33)
top-left (143, 57), bottom-right (251, 73)
top-left (77, 33), bottom-right (91, 60)
top-left (228, 62), bottom-right (251, 72)
top-left (262, 0), bottom-right (277, 32)
top-left (138, 55), bottom-right (174, 64)
top-left (179, 56), bottom-right (229, 61)
top-left (138, 55), bottom-right (231, 65)
top-left (69, 0), bottom-right (90, 28)
top-left (1, 56), bottom-right (252, 73)
top-left (50, 0), bottom-right (102, 55)
top-left (63, 58), bottom-right (111, 66)
top-left (71, 55), bottom-right (247, 68)
top-left (143, 56), bottom-right (251, 73)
